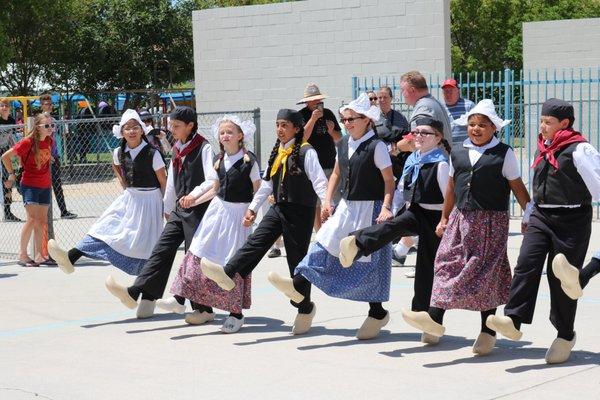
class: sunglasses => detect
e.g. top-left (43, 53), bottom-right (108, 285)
top-left (369, 97), bottom-right (377, 101)
top-left (410, 130), bottom-right (436, 136)
top-left (38, 123), bottom-right (56, 129)
top-left (340, 116), bottom-right (366, 124)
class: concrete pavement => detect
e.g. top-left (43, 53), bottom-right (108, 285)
top-left (1, 220), bottom-right (599, 400)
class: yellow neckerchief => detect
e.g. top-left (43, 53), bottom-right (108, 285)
top-left (269, 141), bottom-right (310, 179)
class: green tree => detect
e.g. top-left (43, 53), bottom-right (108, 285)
top-left (451, 0), bottom-right (600, 72)
top-left (0, 0), bottom-right (76, 95)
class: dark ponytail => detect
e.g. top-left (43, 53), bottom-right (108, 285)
top-left (288, 125), bottom-right (305, 175)
top-left (440, 138), bottom-right (452, 154)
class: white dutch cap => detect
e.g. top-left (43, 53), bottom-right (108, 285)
top-left (454, 99), bottom-right (511, 131)
top-left (339, 92), bottom-right (381, 122)
top-left (112, 109), bottom-right (152, 138)
top-left (212, 114), bottom-right (256, 143)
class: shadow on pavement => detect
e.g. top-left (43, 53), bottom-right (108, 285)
top-left (170, 316), bottom-right (288, 340)
top-left (380, 334), bottom-right (474, 357)
top-left (417, 339), bottom-right (600, 370)
top-left (81, 312), bottom-right (183, 329)
top-left (0, 273), bottom-right (18, 279)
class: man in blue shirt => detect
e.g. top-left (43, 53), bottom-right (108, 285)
top-left (441, 79), bottom-right (475, 147)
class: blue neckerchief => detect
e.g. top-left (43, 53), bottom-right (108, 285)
top-left (401, 148), bottom-right (448, 186)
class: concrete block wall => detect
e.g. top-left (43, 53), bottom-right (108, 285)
top-left (523, 18), bottom-right (600, 70)
top-left (522, 18), bottom-right (600, 155)
top-left (193, 0), bottom-right (451, 165)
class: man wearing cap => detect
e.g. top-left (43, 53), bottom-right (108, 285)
top-left (400, 71), bottom-right (452, 145)
top-left (441, 78), bottom-right (475, 146)
top-left (297, 83), bottom-right (342, 231)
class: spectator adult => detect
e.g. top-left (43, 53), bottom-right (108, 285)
top-left (400, 71), bottom-right (452, 145)
top-left (139, 109), bottom-right (171, 157)
top-left (0, 98), bottom-right (20, 221)
top-left (2, 113), bottom-right (55, 266)
top-left (39, 94), bottom-right (77, 219)
top-left (75, 104), bottom-right (94, 163)
top-left (297, 83), bottom-right (342, 231)
top-left (373, 85), bottom-right (411, 178)
top-left (367, 91), bottom-right (378, 106)
top-left (441, 78), bottom-right (475, 146)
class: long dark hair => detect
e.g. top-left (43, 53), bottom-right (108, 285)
top-left (265, 124), bottom-right (305, 180)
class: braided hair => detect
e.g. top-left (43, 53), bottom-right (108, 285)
top-left (440, 138), bottom-right (452, 154)
top-left (264, 138), bottom-right (281, 180)
top-left (287, 125), bottom-right (305, 175)
top-left (264, 123), bottom-right (305, 180)
top-left (117, 126), bottom-right (152, 185)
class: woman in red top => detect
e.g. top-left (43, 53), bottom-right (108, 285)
top-left (1, 112), bottom-right (54, 266)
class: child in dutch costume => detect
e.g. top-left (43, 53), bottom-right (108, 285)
top-left (268, 93), bottom-right (396, 339)
top-left (488, 98), bottom-right (600, 364)
top-left (48, 110), bottom-right (166, 280)
top-left (200, 109), bottom-right (328, 334)
top-left (104, 106), bottom-right (218, 319)
top-left (156, 115), bottom-right (261, 333)
top-left (402, 99), bottom-right (531, 356)
top-left (339, 116), bottom-right (451, 343)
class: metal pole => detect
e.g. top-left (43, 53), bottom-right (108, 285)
top-left (253, 108), bottom-right (261, 168)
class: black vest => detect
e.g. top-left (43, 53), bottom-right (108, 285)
top-left (452, 142), bottom-right (511, 211)
top-left (336, 134), bottom-right (385, 201)
top-left (173, 140), bottom-right (207, 203)
top-left (532, 143), bottom-right (592, 206)
top-left (403, 162), bottom-right (444, 204)
top-left (216, 151), bottom-right (257, 203)
top-left (119, 144), bottom-right (160, 188)
top-left (270, 144), bottom-right (318, 207)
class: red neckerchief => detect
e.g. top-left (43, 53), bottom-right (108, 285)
top-left (172, 134), bottom-right (204, 173)
top-left (531, 129), bottom-right (586, 170)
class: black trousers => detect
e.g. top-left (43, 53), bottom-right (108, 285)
top-left (353, 204), bottom-right (441, 312)
top-left (51, 159), bottom-right (68, 214)
top-left (224, 203), bottom-right (315, 279)
top-left (131, 207), bottom-right (205, 300)
top-left (504, 205), bottom-right (592, 337)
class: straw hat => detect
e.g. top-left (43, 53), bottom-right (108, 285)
top-left (296, 83), bottom-right (329, 104)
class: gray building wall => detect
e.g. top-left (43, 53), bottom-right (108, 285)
top-left (523, 18), bottom-right (600, 70)
top-left (193, 0), bottom-right (451, 165)
top-left (522, 17), bottom-right (600, 184)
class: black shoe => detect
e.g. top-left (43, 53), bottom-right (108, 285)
top-left (392, 253), bottom-right (406, 267)
top-left (267, 248), bottom-right (281, 258)
top-left (38, 257), bottom-right (57, 266)
top-left (4, 212), bottom-right (22, 222)
top-left (61, 211), bottom-right (77, 219)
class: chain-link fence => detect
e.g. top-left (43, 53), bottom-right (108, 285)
top-left (0, 109), bottom-right (260, 261)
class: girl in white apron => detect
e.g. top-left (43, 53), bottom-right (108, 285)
top-left (157, 115), bottom-right (261, 333)
top-left (48, 109), bottom-right (166, 276)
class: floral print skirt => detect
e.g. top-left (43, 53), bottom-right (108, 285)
top-left (170, 252), bottom-right (251, 314)
top-left (430, 208), bottom-right (512, 311)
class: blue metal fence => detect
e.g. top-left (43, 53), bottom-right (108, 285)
top-left (353, 68), bottom-right (600, 218)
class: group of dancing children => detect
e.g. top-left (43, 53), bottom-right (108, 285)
top-left (43, 94), bottom-right (600, 365)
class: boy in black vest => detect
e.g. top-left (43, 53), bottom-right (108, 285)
top-left (106, 106), bottom-right (218, 318)
top-left (488, 98), bottom-right (600, 364)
